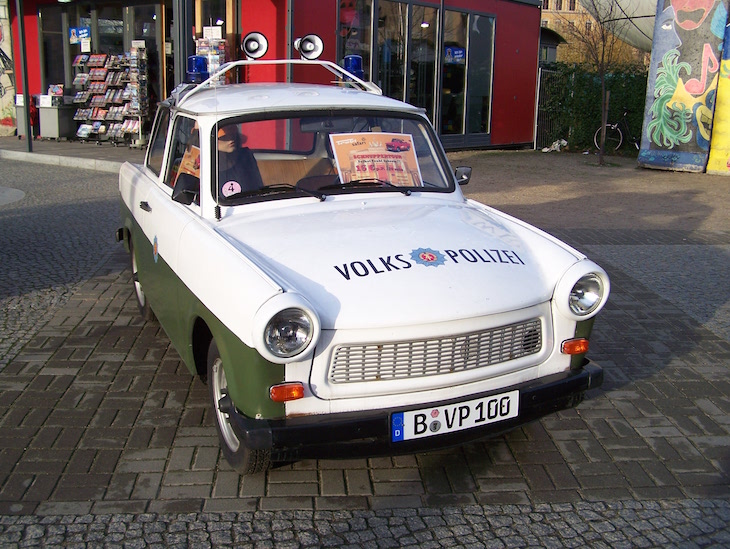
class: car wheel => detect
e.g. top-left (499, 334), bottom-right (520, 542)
top-left (129, 240), bottom-right (155, 321)
top-left (207, 340), bottom-right (271, 475)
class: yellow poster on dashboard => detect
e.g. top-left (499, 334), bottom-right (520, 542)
top-left (329, 133), bottom-right (423, 187)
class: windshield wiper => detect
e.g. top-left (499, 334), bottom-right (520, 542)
top-left (320, 178), bottom-right (412, 196)
top-left (236, 183), bottom-right (326, 201)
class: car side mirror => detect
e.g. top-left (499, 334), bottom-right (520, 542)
top-left (172, 173), bottom-right (200, 205)
top-left (455, 166), bottom-right (472, 186)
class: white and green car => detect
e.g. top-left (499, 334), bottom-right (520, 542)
top-left (117, 54), bottom-right (609, 475)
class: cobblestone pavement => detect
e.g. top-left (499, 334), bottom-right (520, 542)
top-left (0, 164), bottom-right (121, 370)
top-left (1, 500), bottom-right (728, 548)
top-left (1, 150), bottom-right (730, 546)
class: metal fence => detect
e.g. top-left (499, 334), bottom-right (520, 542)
top-left (535, 67), bottom-right (571, 149)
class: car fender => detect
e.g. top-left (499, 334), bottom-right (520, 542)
top-left (177, 219), bottom-right (283, 349)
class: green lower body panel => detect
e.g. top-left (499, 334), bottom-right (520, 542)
top-left (120, 200), bottom-right (286, 419)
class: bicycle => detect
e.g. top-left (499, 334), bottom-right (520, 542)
top-left (593, 109), bottom-right (639, 151)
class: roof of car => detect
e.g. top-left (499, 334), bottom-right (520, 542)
top-left (176, 82), bottom-right (423, 118)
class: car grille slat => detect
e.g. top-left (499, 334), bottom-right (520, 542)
top-left (329, 319), bottom-right (542, 383)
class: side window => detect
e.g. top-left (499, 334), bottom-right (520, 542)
top-left (165, 116), bottom-right (201, 189)
top-left (146, 108), bottom-right (171, 176)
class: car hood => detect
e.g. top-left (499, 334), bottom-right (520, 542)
top-left (216, 196), bottom-right (582, 329)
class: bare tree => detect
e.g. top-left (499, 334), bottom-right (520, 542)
top-left (558, 0), bottom-right (633, 164)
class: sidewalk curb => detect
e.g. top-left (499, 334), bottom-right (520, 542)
top-left (0, 148), bottom-right (123, 174)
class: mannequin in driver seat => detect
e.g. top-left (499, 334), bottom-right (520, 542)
top-left (217, 124), bottom-right (264, 198)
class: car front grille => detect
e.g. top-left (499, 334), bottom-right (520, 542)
top-left (328, 318), bottom-right (542, 384)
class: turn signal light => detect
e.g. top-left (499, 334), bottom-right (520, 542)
top-left (270, 382), bottom-right (305, 402)
top-left (561, 338), bottom-right (589, 355)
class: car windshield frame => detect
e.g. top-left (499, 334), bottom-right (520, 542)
top-left (209, 109), bottom-right (455, 206)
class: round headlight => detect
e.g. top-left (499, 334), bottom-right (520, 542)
top-left (569, 274), bottom-right (604, 316)
top-left (264, 308), bottom-right (314, 358)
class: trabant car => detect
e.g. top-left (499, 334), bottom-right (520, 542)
top-left (117, 41), bottom-right (609, 474)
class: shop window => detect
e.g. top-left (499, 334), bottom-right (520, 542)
top-left (441, 11), bottom-right (466, 135)
top-left (409, 6), bottom-right (437, 122)
top-left (339, 0), bottom-right (372, 80)
top-left (466, 15), bottom-right (494, 134)
top-left (377, 1), bottom-right (406, 101)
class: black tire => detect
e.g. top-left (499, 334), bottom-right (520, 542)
top-left (207, 340), bottom-right (271, 475)
top-left (593, 125), bottom-right (623, 151)
top-left (129, 239), bottom-right (156, 321)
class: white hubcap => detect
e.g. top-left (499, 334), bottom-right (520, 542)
top-left (212, 357), bottom-right (240, 452)
top-left (132, 252), bottom-right (145, 306)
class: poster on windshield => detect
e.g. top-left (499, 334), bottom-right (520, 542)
top-left (329, 133), bottom-right (422, 187)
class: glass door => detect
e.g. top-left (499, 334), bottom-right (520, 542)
top-left (38, 4), bottom-right (67, 89)
top-left (441, 11), bottom-right (466, 135)
top-left (377, 1), bottom-right (406, 101)
top-left (466, 15), bottom-right (495, 135)
top-left (374, 2), bottom-right (437, 124)
top-left (409, 5), bottom-right (437, 122)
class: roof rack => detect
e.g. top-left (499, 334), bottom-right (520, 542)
top-left (174, 59), bottom-right (382, 108)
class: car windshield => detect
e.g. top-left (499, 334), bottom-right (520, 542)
top-left (211, 113), bottom-right (453, 205)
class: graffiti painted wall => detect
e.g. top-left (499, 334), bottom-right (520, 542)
top-left (0, 0), bottom-right (15, 136)
top-left (706, 20), bottom-right (730, 174)
top-left (638, 0), bottom-right (729, 171)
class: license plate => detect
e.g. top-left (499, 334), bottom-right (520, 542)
top-left (391, 390), bottom-right (519, 442)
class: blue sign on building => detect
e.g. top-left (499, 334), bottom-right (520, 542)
top-left (444, 46), bottom-right (466, 65)
top-left (69, 27), bottom-right (91, 44)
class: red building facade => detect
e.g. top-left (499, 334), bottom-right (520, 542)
top-left (8, 0), bottom-right (540, 148)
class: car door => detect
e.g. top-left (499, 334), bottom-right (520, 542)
top-left (122, 105), bottom-right (169, 312)
top-left (136, 114), bottom-right (201, 339)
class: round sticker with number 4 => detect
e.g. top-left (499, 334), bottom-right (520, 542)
top-left (222, 181), bottom-right (242, 197)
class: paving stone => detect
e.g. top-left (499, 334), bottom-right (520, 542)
top-left (1, 154), bottom-right (730, 544)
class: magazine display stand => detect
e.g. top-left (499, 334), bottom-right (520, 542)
top-left (128, 45), bottom-right (149, 149)
top-left (196, 38), bottom-right (228, 84)
top-left (71, 47), bottom-right (149, 146)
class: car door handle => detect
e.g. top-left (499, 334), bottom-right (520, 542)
top-left (139, 201), bottom-right (152, 212)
